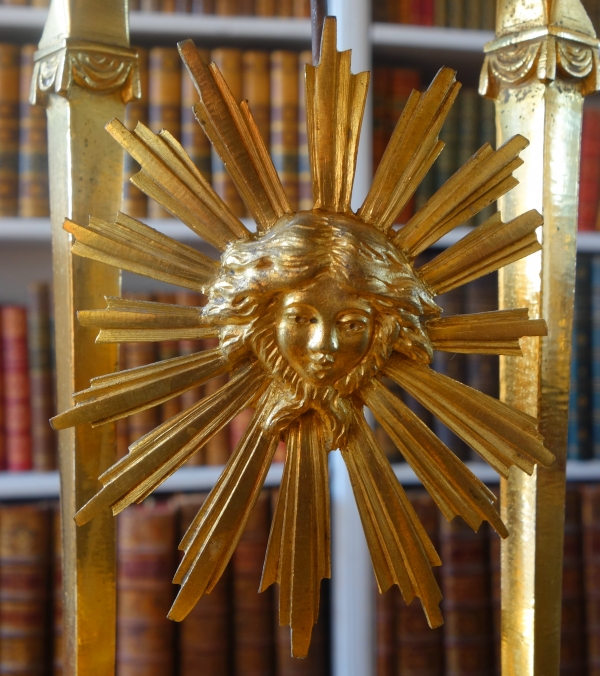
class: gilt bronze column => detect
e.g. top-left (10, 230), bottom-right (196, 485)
top-left (480, 1), bottom-right (599, 673)
top-left (32, 1), bottom-right (138, 672)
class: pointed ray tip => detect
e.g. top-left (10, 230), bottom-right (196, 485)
top-left (177, 38), bottom-right (197, 59)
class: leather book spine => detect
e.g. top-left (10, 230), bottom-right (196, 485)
top-left (2, 305), bottom-right (32, 470)
top-left (271, 51), bottom-right (299, 211)
top-left (28, 282), bottom-right (57, 470)
top-left (0, 44), bottom-right (19, 216)
top-left (440, 515), bottom-right (494, 676)
top-left (123, 47), bottom-right (149, 218)
top-left (581, 483), bottom-right (600, 675)
top-left (578, 108), bottom-right (600, 231)
top-left (233, 490), bottom-right (275, 676)
top-left (18, 44), bottom-right (49, 217)
top-left (117, 503), bottom-right (177, 675)
top-left (148, 47), bottom-right (181, 218)
top-left (181, 47), bottom-right (211, 180)
top-left (178, 493), bottom-right (233, 675)
top-left (0, 503), bottom-right (51, 674)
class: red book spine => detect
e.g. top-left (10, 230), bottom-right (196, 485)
top-left (581, 484), bottom-right (600, 674)
top-left (1, 306), bottom-right (32, 470)
top-left (578, 107), bottom-right (600, 231)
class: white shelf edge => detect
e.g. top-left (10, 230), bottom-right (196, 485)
top-left (371, 23), bottom-right (494, 53)
top-left (2, 460), bottom-right (599, 500)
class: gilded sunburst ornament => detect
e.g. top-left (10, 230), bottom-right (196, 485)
top-left (52, 18), bottom-right (554, 657)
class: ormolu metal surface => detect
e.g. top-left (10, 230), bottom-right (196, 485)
top-left (54, 16), bottom-right (553, 658)
top-left (34, 1), bottom-right (138, 673)
top-left (479, 2), bottom-right (599, 674)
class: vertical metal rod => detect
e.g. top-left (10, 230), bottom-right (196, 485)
top-left (479, 1), bottom-right (599, 673)
top-left (310, 0), bottom-right (327, 65)
top-left (327, 0), bottom-right (374, 674)
top-left (32, 1), bottom-right (139, 672)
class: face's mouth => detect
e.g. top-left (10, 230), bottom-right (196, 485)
top-left (306, 354), bottom-right (336, 378)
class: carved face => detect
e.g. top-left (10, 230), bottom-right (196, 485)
top-left (275, 276), bottom-right (374, 386)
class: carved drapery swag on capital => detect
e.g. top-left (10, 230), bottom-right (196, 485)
top-left (30, 39), bottom-right (141, 105)
top-left (480, 4), bottom-right (600, 98)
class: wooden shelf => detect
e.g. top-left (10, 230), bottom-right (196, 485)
top-left (2, 459), bottom-right (599, 500)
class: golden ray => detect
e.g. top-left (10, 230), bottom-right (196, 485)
top-left (74, 361), bottom-right (267, 526)
top-left (107, 119), bottom-right (249, 249)
top-left (51, 347), bottom-right (232, 430)
top-left (384, 356), bottom-right (554, 477)
top-left (260, 411), bottom-right (330, 658)
top-left (394, 135), bottom-right (529, 256)
top-left (77, 295), bottom-right (217, 343)
top-left (305, 17), bottom-right (369, 213)
top-left (169, 385), bottom-right (280, 621)
top-left (418, 209), bottom-right (542, 294)
top-left (64, 212), bottom-right (217, 292)
top-left (359, 66), bottom-right (458, 231)
top-left (360, 379), bottom-right (507, 537)
top-left (342, 408), bottom-right (443, 628)
top-left (426, 308), bottom-right (547, 355)
top-left (178, 39), bottom-right (291, 233)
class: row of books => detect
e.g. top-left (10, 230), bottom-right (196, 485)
top-left (0, 489), bottom-right (328, 676)
top-left (579, 107), bottom-right (600, 232)
top-left (3, 482), bottom-right (599, 676)
top-left (376, 484), bottom-right (596, 676)
top-left (373, 0), bottom-right (495, 29)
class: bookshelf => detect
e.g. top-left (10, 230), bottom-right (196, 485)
top-left (0, 4), bottom-right (596, 676)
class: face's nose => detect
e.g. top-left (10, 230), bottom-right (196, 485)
top-left (308, 318), bottom-right (339, 354)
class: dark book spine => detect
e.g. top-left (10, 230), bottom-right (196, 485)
top-left (489, 530), bottom-right (501, 676)
top-left (292, 0), bottom-right (310, 17)
top-left (178, 493), bottom-right (233, 675)
top-left (18, 44), bottom-right (49, 217)
top-left (376, 583), bottom-right (397, 676)
top-left (433, 0), bottom-right (447, 26)
top-left (561, 487), bottom-right (587, 676)
top-left (181, 47), bottom-right (211, 181)
top-left (440, 516), bottom-right (494, 676)
top-left (463, 0), bottom-right (481, 28)
top-left (2, 305), bottom-right (32, 470)
top-left (148, 47), bottom-right (181, 218)
top-left (568, 254), bottom-right (593, 459)
top-left (233, 490), bottom-right (275, 676)
top-left (0, 44), bottom-right (19, 216)
top-left (446, 0), bottom-right (464, 27)
top-left (581, 483), bottom-right (600, 675)
top-left (396, 490), bottom-right (444, 676)
top-left (123, 47), bottom-right (148, 218)
top-left (117, 503), bottom-right (177, 675)
top-left (0, 503), bottom-right (51, 675)
top-left (28, 282), bottom-right (57, 471)
top-left (52, 505), bottom-right (63, 676)
top-left (592, 255), bottom-right (600, 458)
top-left (480, 0), bottom-right (495, 29)
top-left (271, 51), bottom-right (299, 212)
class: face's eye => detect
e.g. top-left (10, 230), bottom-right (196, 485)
top-left (338, 315), bottom-right (369, 333)
top-left (294, 315), bottom-right (311, 325)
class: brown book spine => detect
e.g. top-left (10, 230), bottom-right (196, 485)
top-left (254, 0), bottom-right (274, 14)
top-left (124, 294), bottom-right (159, 446)
top-left (271, 51), bottom-right (299, 211)
top-left (0, 44), bottom-right (20, 216)
top-left (191, 0), bottom-right (215, 11)
top-left (489, 530), bottom-right (501, 676)
top-left (480, 0), bottom-right (495, 29)
top-left (0, 306), bottom-right (4, 470)
top-left (215, 0), bottom-right (239, 13)
top-left (233, 490), bottom-right (275, 676)
top-left (175, 291), bottom-right (207, 465)
top-left (440, 516), bottom-right (493, 676)
top-left (298, 50), bottom-right (312, 212)
top-left (0, 503), bottom-right (51, 674)
top-left (123, 47), bottom-right (149, 218)
top-left (243, 50), bottom-right (271, 149)
top-left (28, 282), bottom-right (57, 471)
top-left (376, 583), bottom-right (398, 676)
top-left (117, 503), bottom-right (177, 675)
top-left (293, 0), bottom-right (310, 17)
top-left (463, 0), bottom-right (481, 28)
top-left (140, 0), bottom-right (161, 9)
top-left (52, 505), bottom-right (63, 676)
top-left (148, 47), bottom-right (181, 218)
top-left (581, 484), bottom-right (600, 674)
top-left (181, 47), bottom-right (211, 181)
top-left (433, 0), bottom-right (447, 26)
top-left (396, 491), bottom-right (444, 676)
top-left (178, 493), bottom-right (233, 675)
top-left (30, 0), bottom-right (50, 5)
top-left (161, 0), bottom-right (177, 9)
top-left (561, 487), bottom-right (587, 676)
top-left (211, 48), bottom-right (245, 217)
top-left (18, 45), bottom-right (49, 217)
top-left (277, 0), bottom-right (293, 15)
top-left (2, 306), bottom-right (32, 471)
top-left (446, 0), bottom-right (464, 27)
